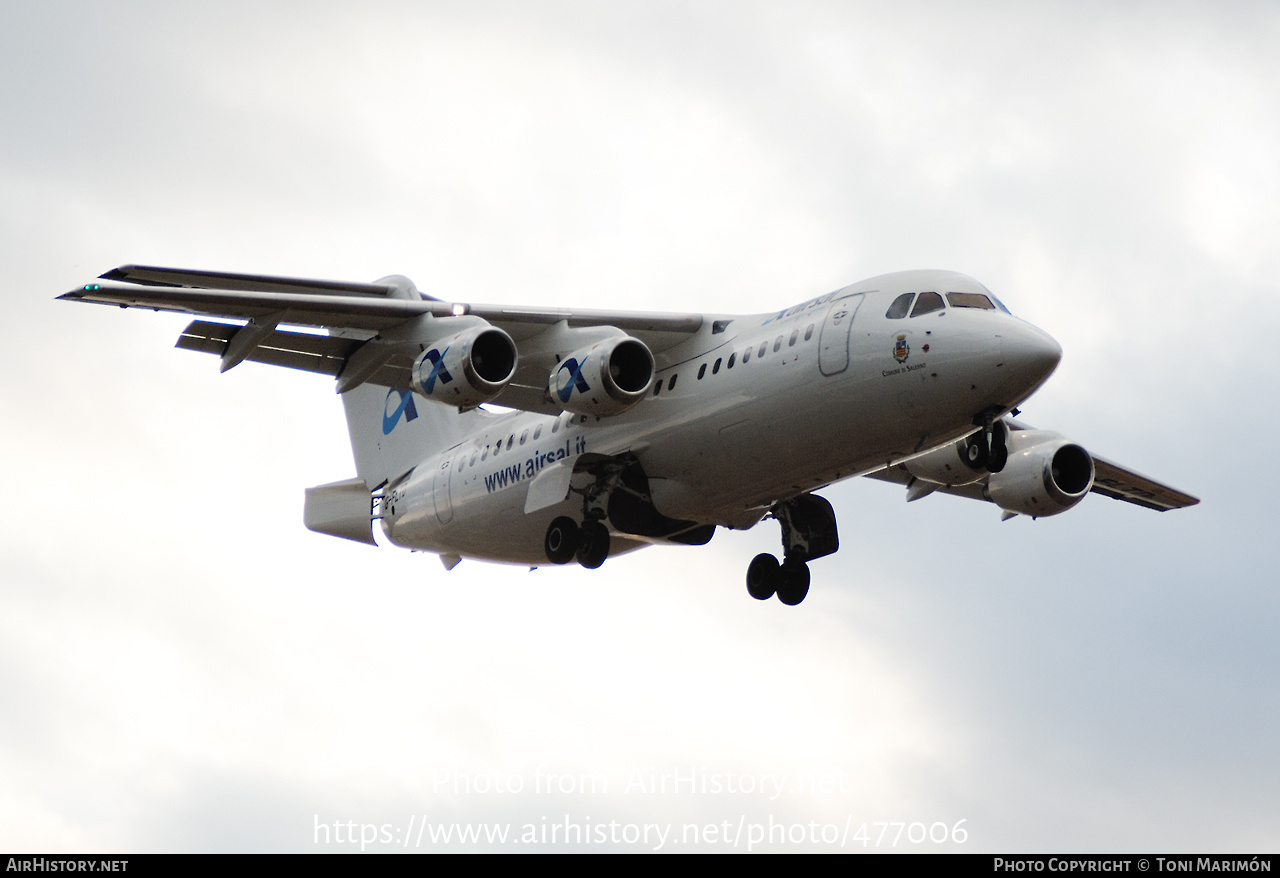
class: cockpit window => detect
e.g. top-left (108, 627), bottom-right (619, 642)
top-left (885, 293), bottom-right (914, 319)
top-left (946, 292), bottom-right (996, 310)
top-left (911, 292), bottom-right (944, 316)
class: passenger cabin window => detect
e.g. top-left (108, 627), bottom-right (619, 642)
top-left (758, 341), bottom-right (767, 358)
top-left (713, 358), bottom-right (722, 374)
top-left (789, 329), bottom-right (798, 347)
top-left (911, 292), bottom-right (944, 317)
top-left (773, 336), bottom-right (783, 352)
top-left (698, 363), bottom-right (707, 380)
top-left (946, 292), bottom-right (996, 310)
top-left (743, 347), bottom-right (751, 363)
top-left (804, 323), bottom-right (815, 341)
top-left (727, 353), bottom-right (736, 368)
top-left (533, 425), bottom-right (542, 440)
top-left (886, 293), bottom-right (914, 319)
top-left (668, 374), bottom-right (677, 391)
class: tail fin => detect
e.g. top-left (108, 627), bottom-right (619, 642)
top-left (335, 274), bottom-right (471, 489)
top-left (340, 383), bottom-right (472, 489)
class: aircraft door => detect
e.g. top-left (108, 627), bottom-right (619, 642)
top-left (818, 293), bottom-right (863, 376)
top-left (433, 446), bottom-right (458, 524)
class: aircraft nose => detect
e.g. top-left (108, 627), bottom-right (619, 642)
top-left (1000, 321), bottom-right (1062, 392)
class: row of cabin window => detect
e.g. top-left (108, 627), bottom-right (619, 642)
top-left (456, 412), bottom-right (573, 471)
top-left (652, 322), bottom-right (818, 396)
top-left (885, 291), bottom-right (998, 319)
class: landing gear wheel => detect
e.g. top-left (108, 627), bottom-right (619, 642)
top-left (544, 516), bottom-right (580, 564)
top-left (576, 521), bottom-right (610, 569)
top-left (746, 553), bottom-right (780, 600)
top-left (965, 433), bottom-right (989, 469)
top-left (775, 558), bottom-right (811, 606)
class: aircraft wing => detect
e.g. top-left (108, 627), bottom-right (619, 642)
top-left (59, 265), bottom-right (712, 412)
top-left (867, 431), bottom-right (1199, 513)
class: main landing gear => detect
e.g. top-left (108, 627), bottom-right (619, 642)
top-left (746, 494), bottom-right (839, 607)
top-left (543, 461), bottom-right (619, 570)
top-left (965, 413), bottom-right (1009, 473)
top-left (543, 516), bottom-right (611, 569)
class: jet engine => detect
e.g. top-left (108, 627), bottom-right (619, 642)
top-left (548, 336), bottom-right (654, 416)
top-left (410, 325), bottom-right (518, 408)
top-left (985, 429), bottom-right (1095, 517)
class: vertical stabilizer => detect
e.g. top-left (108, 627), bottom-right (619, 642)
top-left (333, 274), bottom-right (473, 490)
top-left (340, 383), bottom-right (472, 489)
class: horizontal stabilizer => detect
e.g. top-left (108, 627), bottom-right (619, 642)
top-left (304, 477), bottom-right (376, 545)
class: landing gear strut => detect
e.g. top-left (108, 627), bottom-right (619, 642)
top-left (745, 494), bottom-right (838, 606)
top-left (965, 414), bottom-right (1009, 473)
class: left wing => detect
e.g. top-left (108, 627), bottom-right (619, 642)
top-left (866, 420), bottom-right (1198, 514)
top-left (1086, 455), bottom-right (1200, 511)
top-left (60, 265), bottom-right (715, 413)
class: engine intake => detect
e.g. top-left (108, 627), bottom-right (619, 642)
top-left (986, 430), bottom-right (1095, 517)
top-left (410, 326), bottom-right (517, 408)
top-left (550, 336), bottom-right (654, 416)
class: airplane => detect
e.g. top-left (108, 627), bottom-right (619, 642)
top-left (59, 265), bottom-right (1198, 605)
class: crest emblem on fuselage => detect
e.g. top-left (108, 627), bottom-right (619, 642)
top-left (893, 334), bottom-right (910, 364)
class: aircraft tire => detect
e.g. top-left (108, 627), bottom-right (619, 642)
top-left (544, 516), bottom-right (580, 564)
top-left (965, 434), bottom-right (989, 469)
top-left (576, 521), bottom-right (610, 569)
top-left (746, 553), bottom-right (779, 600)
top-left (775, 559), bottom-right (811, 606)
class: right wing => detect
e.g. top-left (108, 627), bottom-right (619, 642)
top-left (60, 265), bottom-right (718, 413)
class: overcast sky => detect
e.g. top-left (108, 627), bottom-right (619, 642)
top-left (3, 0), bottom-right (1278, 853)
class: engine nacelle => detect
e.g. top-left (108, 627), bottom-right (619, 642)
top-left (548, 336), bottom-right (654, 416)
top-left (905, 438), bottom-right (988, 486)
top-left (986, 430), bottom-right (1095, 517)
top-left (410, 325), bottom-right (517, 408)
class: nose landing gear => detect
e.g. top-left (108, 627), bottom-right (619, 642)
top-left (745, 493), bottom-right (838, 606)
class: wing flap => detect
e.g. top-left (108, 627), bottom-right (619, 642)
top-left (1089, 455), bottom-right (1199, 511)
top-left (177, 321), bottom-right (359, 378)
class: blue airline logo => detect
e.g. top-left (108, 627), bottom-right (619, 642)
top-left (383, 388), bottom-right (419, 435)
top-left (418, 346), bottom-right (454, 393)
top-left (554, 356), bottom-right (591, 403)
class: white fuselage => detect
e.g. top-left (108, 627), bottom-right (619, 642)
top-left (381, 270), bottom-right (1061, 564)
